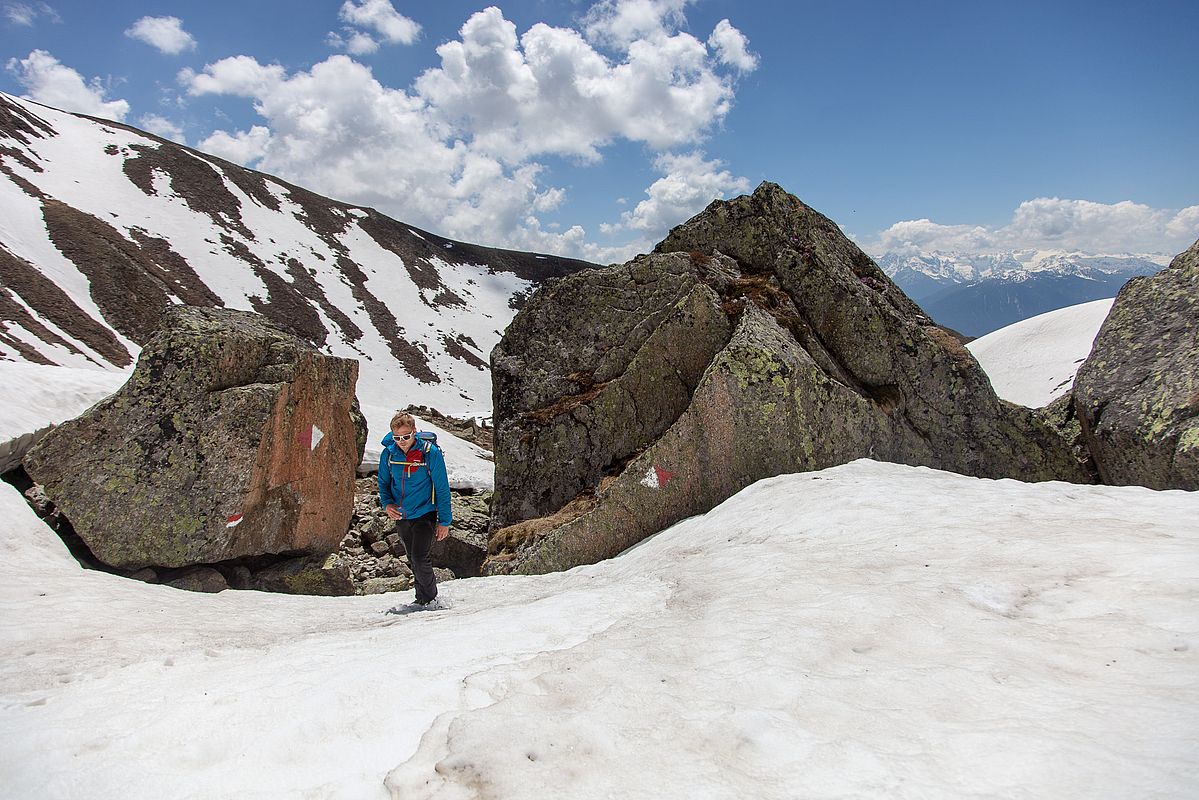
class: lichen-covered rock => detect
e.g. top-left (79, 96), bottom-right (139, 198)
top-left (23, 306), bottom-right (363, 569)
top-left (1036, 393), bottom-right (1098, 482)
top-left (1073, 238), bottom-right (1199, 490)
top-left (251, 553), bottom-right (356, 596)
top-left (487, 183), bottom-right (1090, 575)
top-left (357, 576), bottom-right (413, 595)
top-left (491, 251), bottom-right (734, 531)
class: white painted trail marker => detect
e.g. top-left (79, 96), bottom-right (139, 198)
top-left (640, 465), bottom-right (675, 490)
top-left (296, 424), bottom-right (324, 451)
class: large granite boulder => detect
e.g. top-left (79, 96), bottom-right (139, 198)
top-left (1073, 238), bottom-right (1199, 490)
top-left (487, 183), bottom-right (1090, 574)
top-left (24, 306), bottom-right (363, 570)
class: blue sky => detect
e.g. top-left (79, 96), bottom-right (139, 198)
top-left (2, 0), bottom-right (1197, 260)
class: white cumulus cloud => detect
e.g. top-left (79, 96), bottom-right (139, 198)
top-left (605, 151), bottom-right (750, 233)
top-left (138, 113), bottom-right (186, 144)
top-left (199, 125), bottom-right (273, 165)
top-left (125, 16), bottom-right (196, 55)
top-left (180, 56), bottom-right (286, 97)
top-left (183, 2), bottom-right (755, 258)
top-left (869, 198), bottom-right (1199, 256)
top-left (5, 49), bottom-right (129, 121)
top-left (338, 0), bottom-right (419, 45)
top-left (707, 18), bottom-right (758, 73)
top-left (582, 0), bottom-right (689, 49)
top-left (415, 6), bottom-right (733, 163)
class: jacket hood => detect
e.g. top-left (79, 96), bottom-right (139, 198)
top-left (381, 430), bottom-right (395, 448)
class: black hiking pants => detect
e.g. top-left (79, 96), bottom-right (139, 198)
top-left (397, 511), bottom-right (438, 604)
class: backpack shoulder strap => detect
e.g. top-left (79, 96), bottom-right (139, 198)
top-left (417, 434), bottom-right (438, 505)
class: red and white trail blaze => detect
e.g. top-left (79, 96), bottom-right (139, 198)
top-left (640, 465), bottom-right (674, 490)
top-left (296, 424), bottom-right (324, 452)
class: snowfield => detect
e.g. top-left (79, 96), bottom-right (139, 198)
top-left (2, 460), bottom-right (1196, 799)
top-left (966, 298), bottom-right (1114, 408)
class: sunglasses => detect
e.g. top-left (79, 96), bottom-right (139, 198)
top-left (394, 433), bottom-right (415, 442)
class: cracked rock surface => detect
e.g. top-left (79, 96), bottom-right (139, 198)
top-left (487, 182), bottom-right (1090, 575)
top-left (23, 306), bottom-right (364, 569)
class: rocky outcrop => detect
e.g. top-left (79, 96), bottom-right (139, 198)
top-left (1073, 238), bottom-right (1199, 490)
top-left (487, 183), bottom-right (1090, 575)
top-left (24, 306), bottom-right (364, 570)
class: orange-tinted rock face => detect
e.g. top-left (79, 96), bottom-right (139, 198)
top-left (235, 351), bottom-right (360, 557)
top-left (24, 306), bottom-right (365, 570)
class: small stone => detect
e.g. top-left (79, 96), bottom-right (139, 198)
top-left (165, 567), bottom-right (227, 593)
top-left (369, 540), bottom-right (389, 557)
top-left (23, 484), bottom-right (54, 517)
top-left (356, 576), bottom-right (412, 595)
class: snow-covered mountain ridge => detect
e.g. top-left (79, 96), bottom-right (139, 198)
top-left (875, 248), bottom-right (1167, 289)
top-left (0, 93), bottom-right (596, 422)
top-left (874, 247), bottom-right (1164, 337)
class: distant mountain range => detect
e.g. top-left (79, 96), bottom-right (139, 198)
top-left (875, 250), bottom-right (1166, 337)
top-left (0, 93), bottom-right (596, 418)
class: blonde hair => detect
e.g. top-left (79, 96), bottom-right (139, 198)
top-left (389, 411), bottom-right (415, 432)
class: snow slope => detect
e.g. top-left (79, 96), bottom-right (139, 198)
top-left (0, 361), bottom-right (130, 443)
top-left (1, 93), bottom-right (589, 422)
top-left (2, 459), bottom-right (1195, 798)
top-left (967, 298), bottom-right (1114, 407)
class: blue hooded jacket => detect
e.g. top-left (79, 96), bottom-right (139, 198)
top-left (377, 431), bottom-right (453, 526)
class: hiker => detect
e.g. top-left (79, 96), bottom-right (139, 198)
top-left (378, 411), bottom-right (452, 606)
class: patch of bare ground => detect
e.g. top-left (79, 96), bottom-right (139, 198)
top-left (440, 333), bottom-right (487, 370)
top-left (260, 183), bottom-right (439, 384)
top-left (335, 254), bottom-right (439, 383)
top-left (123, 144), bottom-right (254, 240)
top-left (283, 257), bottom-right (364, 345)
top-left (0, 145), bottom-right (42, 174)
top-left (0, 240), bottom-right (132, 366)
top-left (128, 229), bottom-right (225, 308)
top-left (924, 324), bottom-right (977, 366)
top-left (356, 212), bottom-right (450, 295)
top-left (0, 94), bottom-right (56, 145)
top-left (0, 162), bottom-right (45, 198)
top-left (218, 235), bottom-right (329, 346)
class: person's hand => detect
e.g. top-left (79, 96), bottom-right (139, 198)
top-left (436, 524), bottom-right (450, 541)
top-left (385, 504), bottom-right (403, 520)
